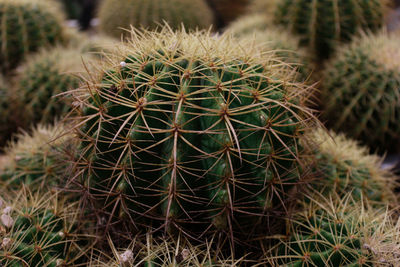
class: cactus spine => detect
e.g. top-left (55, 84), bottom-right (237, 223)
top-left (98, 0), bottom-right (214, 38)
top-left (274, 0), bottom-right (387, 59)
top-left (71, 28), bottom-right (314, 239)
top-left (322, 32), bottom-right (400, 153)
top-left (0, 0), bottom-right (66, 73)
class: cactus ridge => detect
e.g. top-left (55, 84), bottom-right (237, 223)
top-left (0, 0), bottom-right (65, 73)
top-left (71, 28), bottom-right (315, 239)
top-left (274, 0), bottom-right (387, 59)
top-left (322, 32), bottom-right (400, 153)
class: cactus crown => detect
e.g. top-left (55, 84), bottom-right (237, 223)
top-left (71, 27), bottom-right (315, 240)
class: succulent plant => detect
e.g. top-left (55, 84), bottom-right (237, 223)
top-left (71, 28), bottom-right (314, 240)
top-left (303, 129), bottom-right (397, 205)
top-left (226, 15), bottom-right (311, 81)
top-left (322, 32), bottom-right (400, 153)
top-left (0, 188), bottom-right (83, 266)
top-left (0, 124), bottom-right (75, 191)
top-left (271, 194), bottom-right (400, 266)
top-left (14, 47), bottom-right (91, 128)
top-left (0, 0), bottom-right (66, 73)
top-left (274, 0), bottom-right (387, 59)
top-left (98, 0), bottom-right (214, 38)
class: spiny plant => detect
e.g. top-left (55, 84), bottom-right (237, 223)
top-left (70, 27), bottom-right (315, 241)
top-left (0, 0), bottom-right (66, 73)
top-left (0, 187), bottom-right (84, 266)
top-left (98, 0), bottom-right (214, 39)
top-left (90, 234), bottom-right (244, 266)
top-left (0, 124), bottom-right (76, 191)
top-left (14, 46), bottom-right (91, 128)
top-left (226, 15), bottom-right (311, 82)
top-left (270, 193), bottom-right (400, 266)
top-left (303, 129), bottom-right (397, 205)
top-left (322, 32), bottom-right (400, 153)
top-left (274, 0), bottom-right (387, 60)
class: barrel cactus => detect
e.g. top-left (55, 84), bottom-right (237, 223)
top-left (0, 0), bottom-right (66, 73)
top-left (322, 32), bottom-right (400, 153)
top-left (98, 0), bottom-right (214, 38)
top-left (274, 0), bottom-right (387, 59)
top-left (0, 124), bottom-right (75, 191)
top-left (14, 47), bottom-right (90, 128)
top-left (0, 188), bottom-right (82, 266)
top-left (71, 28), bottom-right (314, 240)
top-left (304, 129), bottom-right (397, 205)
top-left (272, 194), bottom-right (399, 266)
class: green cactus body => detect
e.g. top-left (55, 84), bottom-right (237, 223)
top-left (322, 32), bottom-right (400, 153)
top-left (274, 0), bottom-right (386, 59)
top-left (14, 47), bottom-right (90, 127)
top-left (0, 124), bottom-right (75, 190)
top-left (72, 29), bottom-right (313, 237)
top-left (0, 0), bottom-right (65, 73)
top-left (304, 129), bottom-right (397, 205)
top-left (0, 189), bottom-right (81, 267)
top-left (98, 0), bottom-right (214, 38)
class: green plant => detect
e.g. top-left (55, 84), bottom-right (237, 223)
top-left (0, 0), bottom-right (66, 73)
top-left (274, 0), bottom-right (387, 59)
top-left (14, 47), bottom-right (90, 128)
top-left (322, 32), bottom-right (400, 153)
top-left (271, 194), bottom-right (400, 266)
top-left (71, 28), bottom-right (314, 240)
top-left (303, 129), bottom-right (397, 205)
top-left (0, 124), bottom-right (75, 191)
top-left (0, 188), bottom-right (83, 266)
top-left (98, 0), bottom-right (214, 38)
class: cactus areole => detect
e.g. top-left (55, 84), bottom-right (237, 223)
top-left (73, 28), bottom-right (313, 238)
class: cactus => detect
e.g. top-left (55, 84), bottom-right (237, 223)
top-left (0, 188), bottom-right (83, 266)
top-left (0, 124), bottom-right (75, 191)
top-left (304, 129), bottom-right (397, 205)
top-left (272, 194), bottom-right (400, 266)
top-left (322, 32), bottom-right (400, 153)
top-left (226, 15), bottom-right (311, 81)
top-left (98, 0), bottom-right (214, 38)
top-left (0, 0), bottom-right (66, 73)
top-left (14, 47), bottom-right (91, 128)
top-left (70, 28), bottom-right (314, 240)
top-left (274, 0), bottom-right (387, 59)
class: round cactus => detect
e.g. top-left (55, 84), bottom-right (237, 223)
top-left (0, 188), bottom-right (83, 266)
top-left (14, 47), bottom-right (91, 128)
top-left (0, 124), bottom-right (75, 191)
top-left (304, 129), bottom-right (397, 205)
top-left (274, 0), bottom-right (387, 59)
top-left (98, 0), bottom-right (214, 38)
top-left (273, 194), bottom-right (400, 266)
top-left (0, 0), bottom-right (66, 73)
top-left (322, 32), bottom-right (400, 153)
top-left (225, 14), bottom-right (272, 36)
top-left (71, 28), bottom-right (314, 239)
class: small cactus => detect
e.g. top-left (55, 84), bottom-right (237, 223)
top-left (322, 32), bottom-right (400, 153)
top-left (274, 0), bottom-right (387, 59)
top-left (0, 0), bottom-right (66, 73)
top-left (98, 0), bottom-right (214, 38)
top-left (70, 28), bottom-right (315, 240)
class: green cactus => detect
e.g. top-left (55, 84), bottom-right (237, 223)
top-left (0, 0), bottom-right (66, 73)
top-left (272, 194), bottom-right (399, 266)
top-left (0, 188), bottom-right (82, 266)
top-left (14, 47), bottom-right (91, 128)
top-left (322, 32), bottom-right (400, 153)
top-left (71, 28), bottom-right (314, 239)
top-left (274, 0), bottom-right (387, 59)
top-left (98, 0), bottom-right (214, 38)
top-left (304, 129), bottom-right (397, 205)
top-left (226, 15), bottom-right (311, 81)
top-left (0, 124), bottom-right (75, 191)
